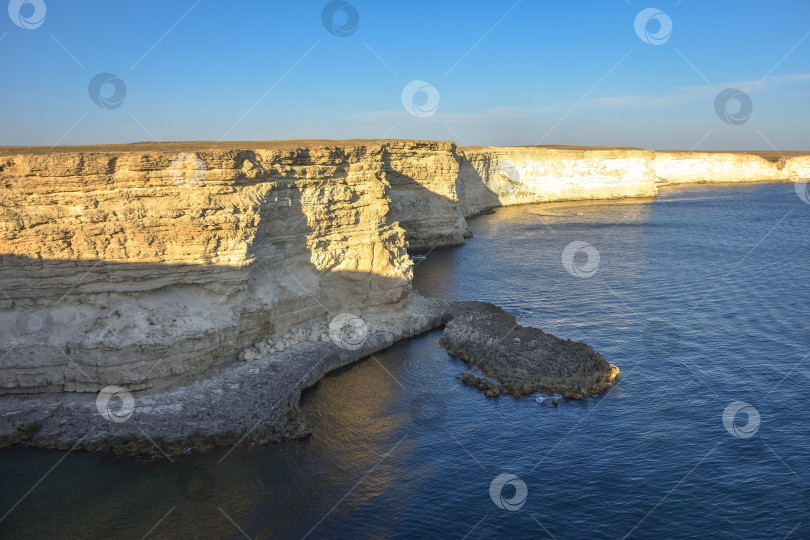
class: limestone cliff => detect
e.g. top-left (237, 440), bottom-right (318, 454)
top-left (460, 146), bottom-right (659, 213)
top-left (654, 152), bottom-right (781, 185)
top-left (0, 140), bottom-right (805, 395)
top-left (785, 156), bottom-right (810, 180)
top-left (381, 141), bottom-right (470, 249)
top-left (0, 142), bottom-right (416, 393)
top-left (653, 152), bottom-right (810, 185)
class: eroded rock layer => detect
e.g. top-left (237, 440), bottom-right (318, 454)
top-left (459, 146), bottom-right (659, 212)
top-left (653, 152), bottom-right (810, 185)
top-left (0, 140), bottom-right (805, 394)
top-left (0, 297), bottom-right (620, 455)
top-left (0, 143), bottom-right (417, 393)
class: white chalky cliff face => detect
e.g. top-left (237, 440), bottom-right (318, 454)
top-left (0, 141), bottom-right (802, 394)
top-left (653, 152), bottom-right (810, 185)
top-left (459, 146), bottom-right (659, 213)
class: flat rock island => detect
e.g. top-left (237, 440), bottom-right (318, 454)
top-left (441, 302), bottom-right (619, 399)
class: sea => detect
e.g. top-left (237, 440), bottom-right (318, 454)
top-left (1, 182), bottom-right (808, 539)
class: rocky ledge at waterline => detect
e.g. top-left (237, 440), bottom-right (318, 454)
top-left (0, 296), bottom-right (617, 456)
top-left (1, 140), bottom-right (807, 398)
top-left (441, 302), bottom-right (619, 400)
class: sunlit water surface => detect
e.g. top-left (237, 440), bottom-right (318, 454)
top-left (1, 183), bottom-right (809, 539)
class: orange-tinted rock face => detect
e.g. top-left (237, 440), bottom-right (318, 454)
top-left (0, 142), bottom-right (417, 393)
top-left (0, 140), bottom-right (802, 393)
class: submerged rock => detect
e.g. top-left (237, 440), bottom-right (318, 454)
top-left (441, 302), bottom-right (619, 399)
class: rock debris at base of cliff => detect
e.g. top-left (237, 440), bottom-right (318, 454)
top-left (0, 296), bottom-right (618, 456)
top-left (0, 140), bottom-right (807, 454)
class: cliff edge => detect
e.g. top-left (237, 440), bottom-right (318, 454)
top-left (0, 140), bottom-right (805, 397)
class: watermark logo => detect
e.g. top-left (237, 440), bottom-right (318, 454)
top-left (642, 320), bottom-right (679, 358)
top-left (794, 178), bottom-right (810, 204)
top-left (722, 401), bottom-right (760, 439)
top-left (715, 88), bottom-right (753, 126)
top-left (169, 152), bottom-right (207, 188)
top-left (328, 313), bottom-right (368, 350)
top-left (634, 8), bottom-right (672, 45)
top-left (177, 465), bottom-right (216, 502)
top-left (15, 309), bottom-right (54, 339)
top-left (401, 80), bottom-right (440, 118)
top-left (8, 0), bottom-right (46, 30)
top-left (489, 473), bottom-right (528, 511)
top-left (88, 72), bottom-right (127, 110)
top-left (321, 0), bottom-right (359, 37)
top-left (96, 385), bottom-right (135, 423)
top-left (562, 241), bottom-right (600, 278)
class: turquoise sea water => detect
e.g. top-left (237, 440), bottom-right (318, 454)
top-left (1, 182), bottom-right (809, 539)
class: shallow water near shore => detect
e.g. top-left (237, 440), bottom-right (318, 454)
top-left (2, 182), bottom-right (809, 539)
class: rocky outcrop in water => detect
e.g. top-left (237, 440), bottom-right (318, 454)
top-left (460, 373), bottom-right (503, 397)
top-left (0, 297), bottom-right (617, 455)
top-left (440, 302), bottom-right (619, 399)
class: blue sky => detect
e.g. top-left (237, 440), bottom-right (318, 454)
top-left (1, 0), bottom-right (808, 149)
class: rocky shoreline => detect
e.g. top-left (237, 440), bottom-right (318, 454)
top-left (0, 295), bottom-right (449, 455)
top-left (0, 296), bottom-right (618, 456)
top-left (2, 141), bottom-right (806, 400)
top-left (13, 139), bottom-right (797, 456)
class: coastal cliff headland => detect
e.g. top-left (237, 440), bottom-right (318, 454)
top-left (0, 140), bottom-right (805, 454)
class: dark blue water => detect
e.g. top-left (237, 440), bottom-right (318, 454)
top-left (1, 183), bottom-right (808, 539)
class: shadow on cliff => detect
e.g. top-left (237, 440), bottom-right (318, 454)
top-left (0, 143), bottom-right (502, 395)
top-left (0, 259), bottom-right (414, 396)
top-left (0, 147), bottom-right (410, 394)
top-left (378, 144), bottom-right (500, 250)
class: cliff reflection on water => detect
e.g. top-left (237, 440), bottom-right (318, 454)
top-left (2, 183), bottom-right (809, 539)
